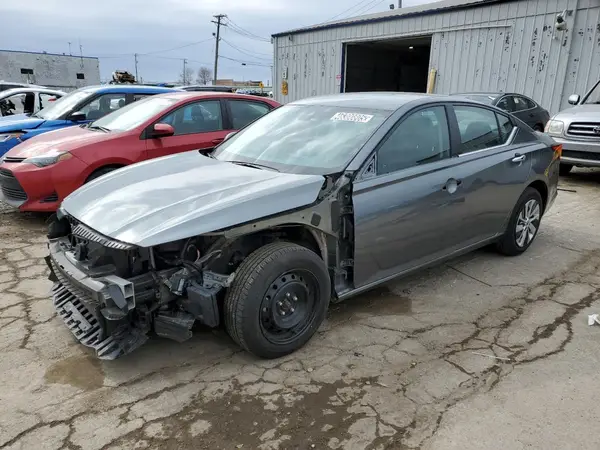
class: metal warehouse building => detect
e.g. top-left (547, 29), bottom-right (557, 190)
top-left (0, 50), bottom-right (100, 91)
top-left (272, 0), bottom-right (600, 114)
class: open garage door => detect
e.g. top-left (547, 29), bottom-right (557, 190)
top-left (344, 36), bottom-right (432, 93)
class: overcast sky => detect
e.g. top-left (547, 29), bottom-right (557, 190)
top-left (1, 0), bottom-right (437, 85)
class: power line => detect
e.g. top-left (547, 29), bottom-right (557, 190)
top-left (225, 19), bottom-right (270, 42)
top-left (355, 0), bottom-right (388, 15)
top-left (325, 0), bottom-right (374, 21)
top-left (220, 55), bottom-right (271, 67)
top-left (220, 39), bottom-right (272, 62)
top-left (140, 37), bottom-right (214, 55)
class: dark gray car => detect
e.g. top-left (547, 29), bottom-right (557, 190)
top-left (452, 92), bottom-right (550, 131)
top-left (45, 93), bottom-right (560, 360)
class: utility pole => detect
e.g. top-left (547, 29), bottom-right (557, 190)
top-left (211, 14), bottom-right (227, 86)
top-left (68, 42), bottom-right (72, 56)
top-left (183, 58), bottom-right (188, 84)
top-left (134, 53), bottom-right (139, 82)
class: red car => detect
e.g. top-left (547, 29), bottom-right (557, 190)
top-left (0, 92), bottom-right (279, 212)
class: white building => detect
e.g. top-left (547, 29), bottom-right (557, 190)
top-left (0, 50), bottom-right (101, 91)
top-left (272, 0), bottom-right (600, 114)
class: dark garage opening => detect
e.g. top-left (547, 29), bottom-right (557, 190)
top-left (344, 36), bottom-right (432, 93)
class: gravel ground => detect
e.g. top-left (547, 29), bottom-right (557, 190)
top-left (1, 171), bottom-right (600, 450)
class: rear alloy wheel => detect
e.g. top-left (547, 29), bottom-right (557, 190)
top-left (224, 241), bottom-right (330, 358)
top-left (533, 124), bottom-right (544, 132)
top-left (559, 164), bottom-right (573, 176)
top-left (496, 187), bottom-right (543, 256)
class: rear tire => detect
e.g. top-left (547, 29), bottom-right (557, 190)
top-left (496, 187), bottom-right (543, 256)
top-left (559, 164), bottom-right (573, 176)
top-left (224, 241), bottom-right (330, 359)
top-left (85, 166), bottom-right (119, 183)
top-left (533, 124), bottom-right (544, 132)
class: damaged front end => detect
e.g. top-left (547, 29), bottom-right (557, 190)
top-left (45, 212), bottom-right (233, 360)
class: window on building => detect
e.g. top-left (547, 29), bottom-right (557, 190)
top-left (377, 106), bottom-right (451, 175)
top-left (20, 68), bottom-right (34, 75)
top-left (76, 73), bottom-right (85, 80)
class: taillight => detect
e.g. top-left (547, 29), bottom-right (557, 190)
top-left (552, 144), bottom-right (562, 158)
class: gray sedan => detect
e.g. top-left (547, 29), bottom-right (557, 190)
top-left (452, 92), bottom-right (550, 131)
top-left (45, 93), bottom-right (560, 360)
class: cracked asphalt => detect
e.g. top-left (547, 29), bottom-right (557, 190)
top-left (2, 171), bottom-right (600, 450)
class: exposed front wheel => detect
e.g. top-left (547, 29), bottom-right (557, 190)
top-left (496, 187), bottom-right (543, 256)
top-left (559, 164), bottom-right (573, 176)
top-left (224, 241), bottom-right (331, 358)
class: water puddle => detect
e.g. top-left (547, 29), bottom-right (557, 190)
top-left (45, 354), bottom-right (105, 391)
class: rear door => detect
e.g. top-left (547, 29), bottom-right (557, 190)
top-left (444, 103), bottom-right (534, 247)
top-left (144, 98), bottom-right (227, 159)
top-left (352, 104), bottom-right (466, 288)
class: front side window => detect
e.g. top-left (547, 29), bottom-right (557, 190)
top-left (229, 100), bottom-right (271, 129)
top-left (160, 100), bottom-right (223, 135)
top-left (583, 81), bottom-right (600, 104)
top-left (454, 105), bottom-right (506, 154)
top-left (213, 105), bottom-right (389, 175)
top-left (376, 106), bottom-right (451, 175)
top-left (80, 94), bottom-right (127, 120)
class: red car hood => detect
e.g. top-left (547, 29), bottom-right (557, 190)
top-left (4, 126), bottom-right (124, 159)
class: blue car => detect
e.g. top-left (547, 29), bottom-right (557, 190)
top-left (0, 85), bottom-right (176, 157)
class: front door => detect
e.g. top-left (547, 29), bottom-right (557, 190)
top-left (145, 99), bottom-right (228, 159)
top-left (352, 105), bottom-right (465, 288)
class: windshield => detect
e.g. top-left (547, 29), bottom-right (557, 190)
top-left (90, 96), bottom-right (178, 131)
top-left (34, 89), bottom-right (92, 120)
top-left (583, 81), bottom-right (600, 104)
top-left (213, 104), bottom-right (389, 175)
top-left (454, 94), bottom-right (495, 105)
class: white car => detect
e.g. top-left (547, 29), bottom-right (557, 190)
top-left (0, 87), bottom-right (65, 117)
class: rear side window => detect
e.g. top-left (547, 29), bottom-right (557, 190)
top-left (496, 97), bottom-right (515, 112)
top-left (229, 100), bottom-right (271, 129)
top-left (454, 105), bottom-right (512, 154)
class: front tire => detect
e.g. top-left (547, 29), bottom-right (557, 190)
top-left (496, 187), bottom-right (543, 256)
top-left (224, 241), bottom-right (331, 359)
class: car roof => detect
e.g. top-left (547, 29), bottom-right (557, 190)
top-left (150, 91), bottom-right (277, 103)
top-left (291, 92), bottom-right (466, 111)
top-left (0, 87), bottom-right (65, 96)
top-left (78, 85), bottom-right (177, 94)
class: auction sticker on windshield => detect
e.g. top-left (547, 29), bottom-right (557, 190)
top-left (331, 112), bottom-right (374, 123)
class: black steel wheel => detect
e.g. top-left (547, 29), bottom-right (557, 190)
top-left (224, 241), bottom-right (330, 358)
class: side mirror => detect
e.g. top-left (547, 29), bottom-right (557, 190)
top-left (151, 123), bottom-right (175, 138)
top-left (68, 111), bottom-right (87, 122)
top-left (568, 94), bottom-right (580, 105)
top-left (224, 131), bottom-right (236, 141)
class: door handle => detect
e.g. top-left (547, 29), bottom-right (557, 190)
top-left (512, 154), bottom-right (526, 163)
top-left (442, 178), bottom-right (462, 194)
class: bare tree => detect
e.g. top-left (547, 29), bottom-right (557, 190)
top-left (178, 67), bottom-right (195, 85)
top-left (196, 67), bottom-right (213, 85)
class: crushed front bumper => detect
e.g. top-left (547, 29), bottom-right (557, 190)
top-left (46, 239), bottom-right (148, 360)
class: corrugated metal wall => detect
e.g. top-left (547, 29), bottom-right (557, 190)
top-left (274, 0), bottom-right (600, 115)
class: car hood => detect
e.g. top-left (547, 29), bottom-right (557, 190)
top-left (62, 152), bottom-right (325, 247)
top-left (554, 104), bottom-right (600, 122)
top-left (4, 125), bottom-right (119, 158)
top-left (0, 116), bottom-right (44, 131)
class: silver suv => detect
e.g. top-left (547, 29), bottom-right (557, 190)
top-left (546, 80), bottom-right (600, 174)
